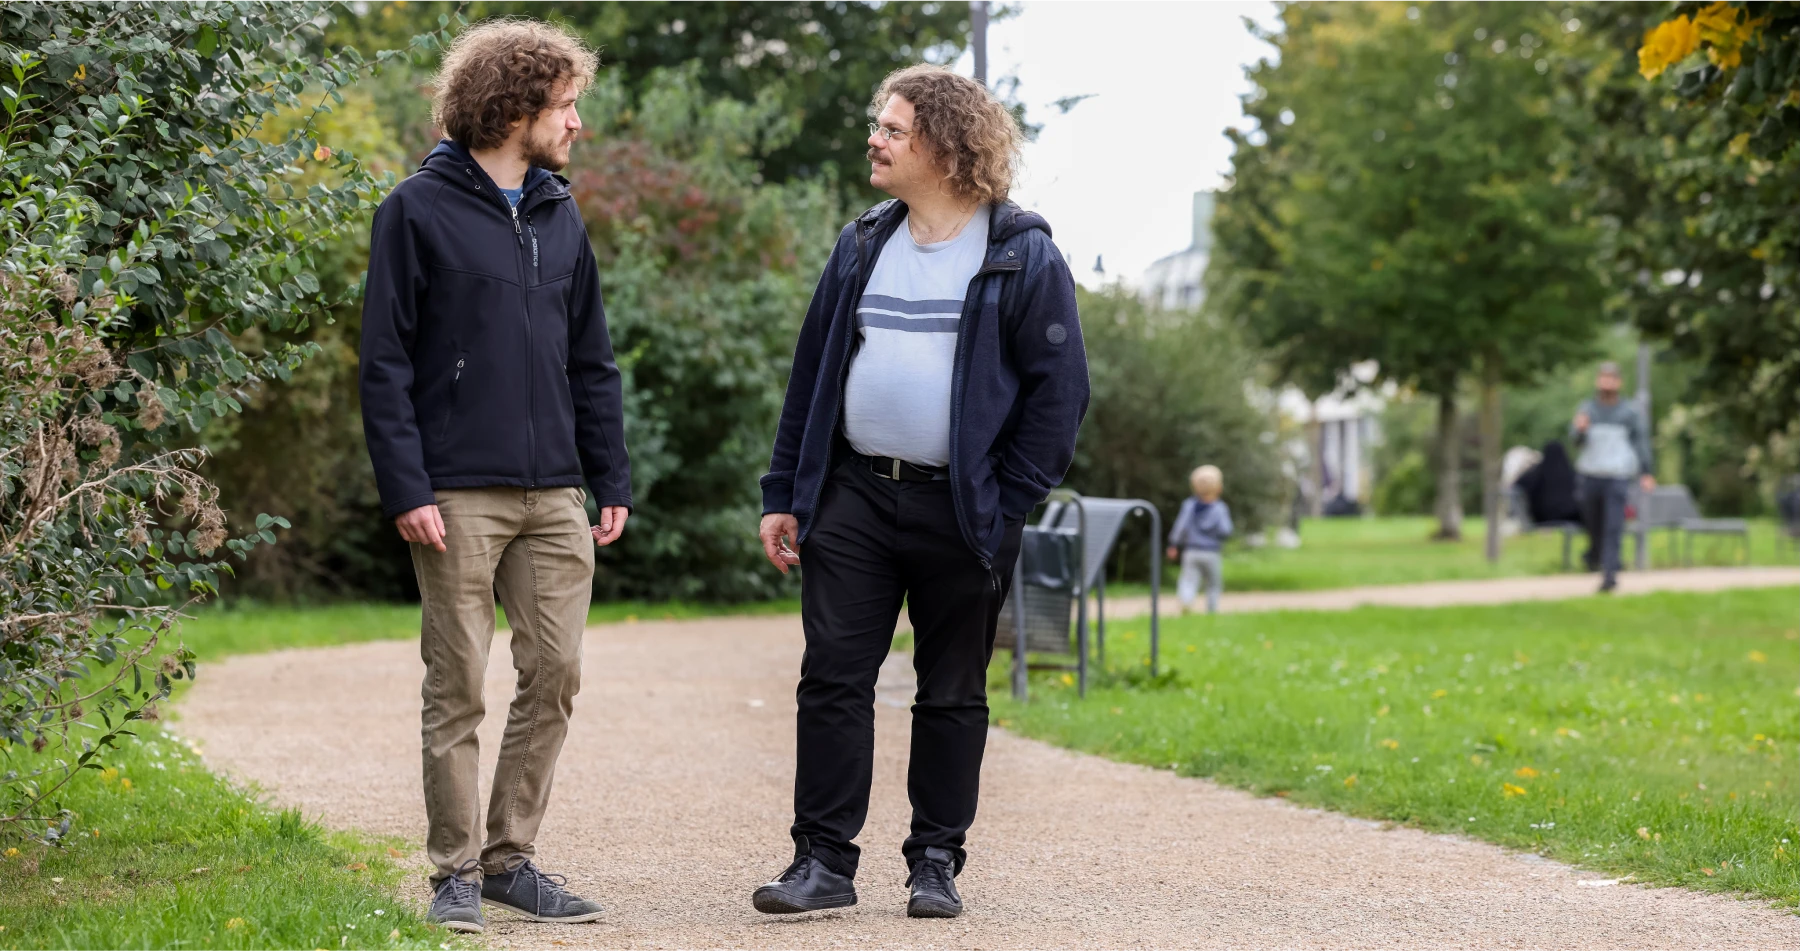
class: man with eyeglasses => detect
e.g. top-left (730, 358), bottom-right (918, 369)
top-left (751, 64), bottom-right (1088, 919)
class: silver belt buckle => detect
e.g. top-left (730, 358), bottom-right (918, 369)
top-left (891, 458), bottom-right (902, 480)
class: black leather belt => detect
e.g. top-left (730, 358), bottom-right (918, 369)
top-left (860, 454), bottom-right (948, 482)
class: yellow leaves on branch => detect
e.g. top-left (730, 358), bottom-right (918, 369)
top-left (1639, 2), bottom-right (1764, 80)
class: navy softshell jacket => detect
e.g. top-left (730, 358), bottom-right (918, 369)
top-left (359, 140), bottom-right (632, 520)
top-left (760, 199), bottom-right (1089, 565)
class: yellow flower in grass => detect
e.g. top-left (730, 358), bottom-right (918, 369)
top-left (1343, 774), bottom-right (1358, 789)
top-left (1380, 738), bottom-right (1399, 750)
top-left (1637, 826), bottom-right (1652, 840)
top-left (3, 847), bottom-right (18, 859)
top-left (1747, 650), bottom-right (1767, 663)
top-left (120, 778), bottom-right (133, 791)
top-left (1502, 782), bottom-right (1527, 798)
top-left (1431, 689), bottom-right (1448, 699)
top-left (226, 918), bottom-right (246, 930)
top-left (1514, 766), bottom-right (1540, 779)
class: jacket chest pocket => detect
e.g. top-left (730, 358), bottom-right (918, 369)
top-left (527, 211), bottom-right (580, 285)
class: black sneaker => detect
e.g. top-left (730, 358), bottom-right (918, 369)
top-left (752, 839), bottom-right (857, 914)
top-left (906, 847), bottom-right (963, 918)
top-left (428, 862), bottom-right (486, 934)
top-left (1598, 578), bottom-right (1618, 594)
top-left (481, 860), bottom-right (604, 923)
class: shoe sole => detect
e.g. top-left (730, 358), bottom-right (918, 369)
top-left (907, 899), bottom-right (963, 919)
top-left (751, 888), bottom-right (858, 914)
top-left (434, 919), bottom-right (485, 934)
top-left (481, 898), bottom-right (604, 923)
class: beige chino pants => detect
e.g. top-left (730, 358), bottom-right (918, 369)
top-left (410, 486), bottom-right (594, 882)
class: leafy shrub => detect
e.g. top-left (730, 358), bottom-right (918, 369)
top-left (1064, 287), bottom-right (1285, 574)
top-left (1371, 450), bottom-right (1433, 516)
top-left (568, 68), bottom-right (841, 602)
top-left (0, 1), bottom-right (433, 840)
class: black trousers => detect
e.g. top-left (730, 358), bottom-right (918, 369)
top-left (1579, 475), bottom-right (1630, 584)
top-left (790, 460), bottom-right (1024, 878)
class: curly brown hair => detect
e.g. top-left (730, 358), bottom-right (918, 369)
top-left (872, 64), bottom-right (1023, 205)
top-left (432, 19), bottom-right (600, 150)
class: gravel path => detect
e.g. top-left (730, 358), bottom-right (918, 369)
top-left (1099, 565), bottom-right (1800, 621)
top-left (176, 574), bottom-right (1798, 949)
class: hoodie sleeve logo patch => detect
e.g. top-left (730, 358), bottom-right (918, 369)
top-left (1045, 323), bottom-right (1068, 345)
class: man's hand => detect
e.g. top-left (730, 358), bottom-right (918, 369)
top-left (1573, 411), bottom-right (1590, 433)
top-left (1640, 474), bottom-right (1657, 493)
top-left (759, 513), bottom-right (801, 574)
top-left (592, 506), bottom-right (629, 547)
top-left (1166, 546), bottom-right (1180, 562)
top-left (396, 504), bottom-right (446, 553)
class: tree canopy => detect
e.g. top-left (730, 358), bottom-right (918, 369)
top-left (332, 1), bottom-right (973, 199)
top-left (1210, 2), bottom-right (1606, 540)
top-left (1562, 1), bottom-right (1797, 454)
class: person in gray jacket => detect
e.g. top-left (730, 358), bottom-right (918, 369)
top-left (1166, 465), bottom-right (1234, 613)
top-left (1570, 362), bottom-right (1655, 593)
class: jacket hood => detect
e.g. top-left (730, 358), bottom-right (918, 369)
top-left (858, 198), bottom-right (1051, 243)
top-left (420, 138), bottom-right (565, 200)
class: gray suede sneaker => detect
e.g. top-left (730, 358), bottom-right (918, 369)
top-left (481, 860), bottom-right (605, 923)
top-left (427, 863), bottom-right (486, 933)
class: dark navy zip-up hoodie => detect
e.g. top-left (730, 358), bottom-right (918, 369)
top-left (761, 199), bottom-right (1089, 564)
top-left (359, 139), bottom-right (632, 519)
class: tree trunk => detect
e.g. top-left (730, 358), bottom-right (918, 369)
top-left (1479, 357), bottom-right (1504, 563)
top-left (1307, 403), bottom-right (1325, 519)
top-left (1433, 387), bottom-right (1462, 540)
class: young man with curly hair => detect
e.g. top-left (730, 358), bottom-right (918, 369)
top-left (753, 64), bottom-right (1088, 919)
top-left (358, 20), bottom-right (629, 933)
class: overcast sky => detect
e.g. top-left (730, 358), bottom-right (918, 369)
top-left (951, 2), bottom-right (1280, 288)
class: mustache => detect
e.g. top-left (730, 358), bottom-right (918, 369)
top-left (866, 147), bottom-right (889, 165)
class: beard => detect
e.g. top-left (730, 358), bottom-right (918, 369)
top-left (522, 127), bottom-right (572, 172)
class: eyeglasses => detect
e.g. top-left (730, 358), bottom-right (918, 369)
top-left (868, 122), bottom-right (912, 142)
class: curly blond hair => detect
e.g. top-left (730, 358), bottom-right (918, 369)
top-left (873, 65), bottom-right (1023, 205)
top-left (432, 19), bottom-right (600, 150)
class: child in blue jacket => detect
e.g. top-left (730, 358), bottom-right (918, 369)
top-left (1165, 465), bottom-right (1233, 613)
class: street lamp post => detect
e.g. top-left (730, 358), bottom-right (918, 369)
top-left (971, 1), bottom-right (989, 86)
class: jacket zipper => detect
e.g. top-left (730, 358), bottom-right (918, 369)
top-left (946, 256), bottom-right (1022, 569)
top-left (510, 200), bottom-right (536, 487)
top-left (460, 164), bottom-right (573, 491)
top-left (441, 355), bottom-right (465, 438)
top-left (801, 215), bottom-right (879, 538)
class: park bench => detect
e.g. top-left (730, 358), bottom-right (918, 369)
top-left (1001, 491), bottom-right (1162, 700)
top-left (1628, 484), bottom-right (1749, 568)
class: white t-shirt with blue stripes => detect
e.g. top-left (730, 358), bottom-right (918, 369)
top-left (842, 206), bottom-right (990, 468)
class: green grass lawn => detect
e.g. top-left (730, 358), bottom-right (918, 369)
top-left (1105, 515), bottom-right (1796, 594)
top-left (0, 729), bottom-right (458, 950)
top-left (991, 587), bottom-right (1801, 907)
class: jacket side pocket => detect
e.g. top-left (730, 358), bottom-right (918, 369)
top-left (439, 353), bottom-right (466, 440)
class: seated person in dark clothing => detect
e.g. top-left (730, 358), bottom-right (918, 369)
top-left (1515, 440), bottom-right (1582, 525)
